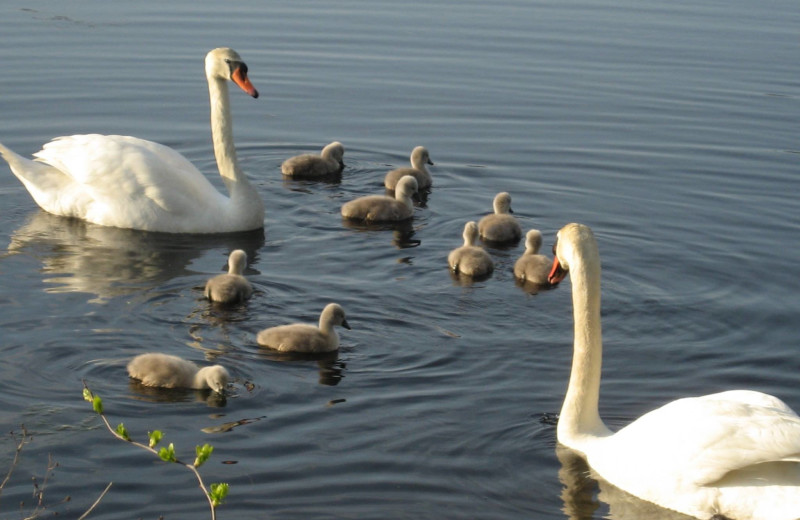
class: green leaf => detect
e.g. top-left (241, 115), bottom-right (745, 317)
top-left (148, 430), bottom-right (163, 449)
top-left (92, 396), bottom-right (103, 415)
top-left (209, 482), bottom-right (229, 507)
top-left (115, 423), bottom-right (131, 441)
top-left (194, 443), bottom-right (214, 468)
top-left (158, 443), bottom-right (176, 463)
top-left (82, 388), bottom-right (92, 402)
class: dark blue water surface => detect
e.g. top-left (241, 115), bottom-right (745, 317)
top-left (0, 1), bottom-right (798, 519)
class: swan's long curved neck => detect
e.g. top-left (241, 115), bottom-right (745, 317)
top-left (208, 76), bottom-right (248, 196)
top-left (558, 249), bottom-right (612, 448)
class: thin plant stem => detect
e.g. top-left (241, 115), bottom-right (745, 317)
top-left (77, 482), bottom-right (113, 520)
top-left (82, 382), bottom-right (217, 520)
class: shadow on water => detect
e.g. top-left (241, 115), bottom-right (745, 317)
top-left (514, 277), bottom-right (557, 296)
top-left (5, 210), bottom-right (265, 302)
top-left (127, 380), bottom-right (228, 408)
top-left (258, 348), bottom-right (346, 386)
top-left (340, 217), bottom-right (421, 249)
top-left (448, 268), bottom-right (494, 286)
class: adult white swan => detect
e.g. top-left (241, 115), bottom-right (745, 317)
top-left (548, 222), bottom-right (800, 520)
top-left (0, 48), bottom-right (264, 234)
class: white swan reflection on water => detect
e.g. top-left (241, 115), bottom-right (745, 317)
top-left (6, 210), bottom-right (265, 303)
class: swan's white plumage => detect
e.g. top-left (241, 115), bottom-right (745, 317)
top-left (513, 229), bottom-right (551, 284)
top-left (0, 48), bottom-right (264, 234)
top-left (447, 221), bottom-right (493, 277)
top-left (478, 192), bottom-right (521, 244)
top-left (384, 146), bottom-right (433, 190)
top-left (257, 303), bottom-right (351, 353)
top-left (549, 222), bottom-right (800, 520)
top-left (281, 141), bottom-right (345, 178)
top-left (341, 175), bottom-right (418, 222)
top-left (204, 249), bottom-right (253, 303)
top-left (127, 353), bottom-right (229, 393)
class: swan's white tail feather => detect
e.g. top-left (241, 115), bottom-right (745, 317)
top-left (0, 140), bottom-right (87, 217)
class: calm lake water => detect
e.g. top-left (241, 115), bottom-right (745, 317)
top-left (1, 0), bottom-right (798, 519)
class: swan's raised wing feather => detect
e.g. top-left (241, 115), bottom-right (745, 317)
top-left (34, 135), bottom-right (224, 215)
top-left (607, 390), bottom-right (800, 487)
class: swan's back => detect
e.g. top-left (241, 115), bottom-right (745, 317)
top-left (281, 141), bottom-right (345, 178)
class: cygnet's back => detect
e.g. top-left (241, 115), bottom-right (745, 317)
top-left (448, 221), bottom-right (494, 277)
top-left (204, 249), bottom-right (253, 304)
top-left (257, 303), bottom-right (351, 353)
top-left (384, 146), bottom-right (434, 190)
top-left (341, 176), bottom-right (418, 222)
top-left (513, 229), bottom-right (552, 285)
top-left (478, 192), bottom-right (522, 244)
top-left (127, 353), bottom-right (229, 393)
top-left (281, 141), bottom-right (345, 178)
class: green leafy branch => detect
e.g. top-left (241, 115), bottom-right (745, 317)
top-left (82, 382), bottom-right (229, 519)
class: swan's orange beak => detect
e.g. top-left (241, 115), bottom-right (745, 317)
top-left (548, 257), bottom-right (567, 285)
top-left (232, 65), bottom-right (259, 99)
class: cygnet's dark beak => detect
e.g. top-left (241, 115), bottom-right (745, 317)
top-left (342, 318), bottom-right (352, 330)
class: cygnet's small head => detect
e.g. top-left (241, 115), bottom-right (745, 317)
top-left (205, 47), bottom-right (259, 98)
top-left (525, 229), bottom-right (543, 254)
top-left (493, 192), bottom-right (513, 215)
top-left (410, 146), bottom-right (434, 169)
top-left (396, 176), bottom-right (419, 198)
top-left (548, 223), bottom-right (597, 284)
top-left (323, 141), bottom-right (346, 167)
top-left (323, 303), bottom-right (351, 330)
top-left (200, 365), bottom-right (230, 394)
top-left (227, 249), bottom-right (248, 275)
top-left (462, 221), bottom-right (479, 246)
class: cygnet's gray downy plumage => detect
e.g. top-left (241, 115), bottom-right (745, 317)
top-left (513, 229), bottom-right (552, 285)
top-left (204, 249), bottom-right (253, 303)
top-left (257, 303), bottom-right (351, 353)
top-left (341, 175), bottom-right (418, 222)
top-left (127, 353), bottom-right (229, 393)
top-left (448, 221), bottom-right (494, 277)
top-left (478, 192), bottom-right (522, 244)
top-left (384, 146), bottom-right (434, 190)
top-left (281, 141), bottom-right (345, 178)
